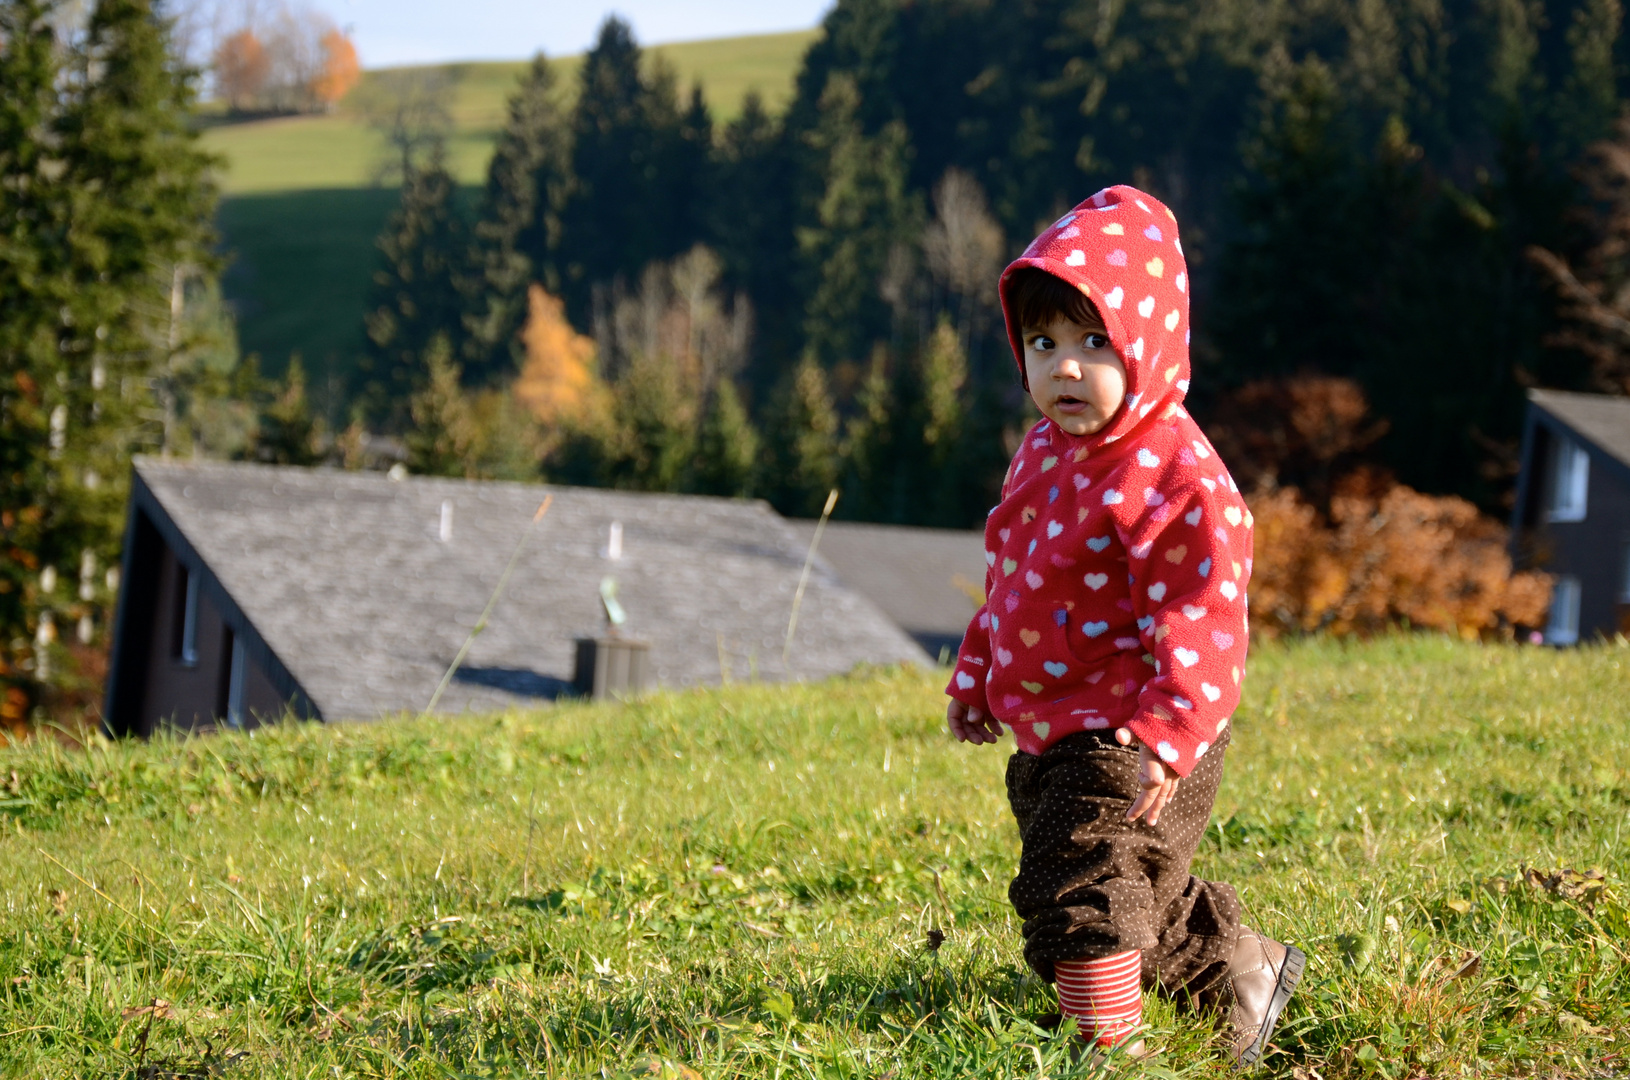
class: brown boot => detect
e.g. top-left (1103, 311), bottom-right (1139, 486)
top-left (1221, 926), bottom-right (1304, 1067)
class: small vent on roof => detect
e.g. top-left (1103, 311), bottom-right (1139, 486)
top-left (439, 500), bottom-right (454, 542)
top-left (603, 520), bottom-right (623, 560)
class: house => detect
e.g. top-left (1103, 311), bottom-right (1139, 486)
top-left (788, 520), bottom-right (986, 660)
top-left (105, 459), bottom-right (929, 736)
top-left (1512, 389), bottom-right (1630, 644)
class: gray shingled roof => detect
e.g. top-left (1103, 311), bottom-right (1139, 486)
top-left (135, 459), bottom-right (929, 721)
top-left (1531, 389), bottom-right (1630, 470)
top-left (788, 519), bottom-right (985, 657)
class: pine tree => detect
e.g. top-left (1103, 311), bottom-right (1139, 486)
top-left (0, 0), bottom-right (70, 717)
top-left (559, 17), bottom-right (705, 322)
top-left (254, 357), bottom-right (321, 465)
top-left (1557, 0), bottom-right (1622, 153)
top-left (7, 0), bottom-right (219, 705)
top-left (360, 141), bottom-right (468, 424)
top-left (670, 84), bottom-right (714, 263)
top-left (838, 352), bottom-right (896, 522)
top-left (761, 355), bottom-right (840, 517)
top-left (465, 54), bottom-right (572, 383)
top-left (916, 316), bottom-right (970, 526)
top-left (690, 378), bottom-right (759, 497)
top-left (605, 349), bottom-right (697, 491)
top-left (797, 72), bottom-right (922, 365)
top-left (709, 91), bottom-right (795, 394)
top-left (560, 17), bottom-right (650, 319)
top-left (406, 336), bottom-right (475, 477)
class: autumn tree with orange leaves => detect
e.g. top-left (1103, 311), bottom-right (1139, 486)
top-left (210, 5), bottom-right (358, 114)
top-left (311, 27), bottom-right (359, 109)
top-left (212, 29), bottom-right (269, 112)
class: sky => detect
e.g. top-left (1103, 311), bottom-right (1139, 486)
top-left (320, 0), bottom-right (834, 67)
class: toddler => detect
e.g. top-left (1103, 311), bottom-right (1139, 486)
top-left (945, 186), bottom-right (1303, 1065)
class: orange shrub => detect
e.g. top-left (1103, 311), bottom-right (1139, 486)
top-left (1248, 481), bottom-right (1551, 639)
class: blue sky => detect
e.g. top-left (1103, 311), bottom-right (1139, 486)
top-left (322, 0), bottom-right (834, 67)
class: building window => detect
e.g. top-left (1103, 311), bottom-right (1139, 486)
top-left (217, 627), bottom-right (245, 728)
top-left (1546, 436), bottom-right (1589, 523)
top-left (1546, 575), bottom-right (1582, 646)
top-left (226, 636), bottom-right (246, 729)
top-left (171, 565), bottom-right (198, 666)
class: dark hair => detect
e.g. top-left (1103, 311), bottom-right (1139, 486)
top-left (1005, 267), bottom-right (1104, 332)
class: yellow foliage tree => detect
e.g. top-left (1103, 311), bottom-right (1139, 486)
top-left (515, 284), bottom-right (600, 424)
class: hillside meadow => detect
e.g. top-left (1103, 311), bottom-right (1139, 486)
top-left (1, 636), bottom-right (1626, 1077)
top-left (204, 31), bottom-right (816, 380)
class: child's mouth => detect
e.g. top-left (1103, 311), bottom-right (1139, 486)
top-left (1054, 395), bottom-right (1087, 413)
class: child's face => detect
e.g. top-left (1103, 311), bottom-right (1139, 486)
top-left (1022, 312), bottom-right (1126, 437)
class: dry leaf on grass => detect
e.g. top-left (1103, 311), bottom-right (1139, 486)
top-left (1522, 867), bottom-right (1608, 908)
top-left (1558, 1010), bottom-right (1609, 1036)
top-left (121, 999), bottom-right (176, 1022)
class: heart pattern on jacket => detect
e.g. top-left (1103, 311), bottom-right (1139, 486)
top-left (943, 184), bottom-right (1252, 779)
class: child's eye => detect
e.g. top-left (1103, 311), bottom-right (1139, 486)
top-left (1030, 335), bottom-right (1055, 351)
top-left (1084, 333), bottom-right (1109, 349)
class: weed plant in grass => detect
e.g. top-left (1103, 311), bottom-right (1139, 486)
top-left (1, 637), bottom-right (1626, 1077)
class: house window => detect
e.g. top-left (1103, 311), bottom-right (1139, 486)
top-left (217, 627), bottom-right (245, 728)
top-left (171, 565), bottom-right (199, 666)
top-left (1621, 542), bottom-right (1630, 604)
top-left (1546, 436), bottom-right (1589, 523)
top-left (1546, 575), bottom-right (1582, 646)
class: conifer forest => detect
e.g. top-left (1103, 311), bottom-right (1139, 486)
top-left (4, 0), bottom-right (1630, 722)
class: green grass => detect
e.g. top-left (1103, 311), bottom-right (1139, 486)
top-left (2, 636), bottom-right (1626, 1077)
top-left (217, 187), bottom-right (396, 387)
top-left (204, 30), bottom-right (817, 380)
top-left (217, 186), bottom-right (481, 388)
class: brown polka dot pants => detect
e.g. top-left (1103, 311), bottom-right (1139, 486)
top-left (1005, 728), bottom-right (1240, 1003)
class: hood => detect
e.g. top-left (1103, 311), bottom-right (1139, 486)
top-left (999, 184), bottom-right (1192, 452)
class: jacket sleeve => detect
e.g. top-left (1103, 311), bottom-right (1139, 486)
top-left (947, 437), bottom-right (1028, 715)
top-left (1117, 480), bottom-right (1253, 778)
top-left (944, 603), bottom-right (994, 714)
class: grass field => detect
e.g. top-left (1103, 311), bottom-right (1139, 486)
top-left (216, 185), bottom-right (481, 400)
top-left (204, 31), bottom-right (817, 379)
top-left (3, 636), bottom-right (1626, 1077)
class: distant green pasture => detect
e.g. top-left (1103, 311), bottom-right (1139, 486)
top-left (1, 637), bottom-right (1626, 1077)
top-left (203, 30), bottom-right (818, 195)
top-left (217, 186), bottom-right (478, 391)
top-left (205, 30), bottom-right (816, 376)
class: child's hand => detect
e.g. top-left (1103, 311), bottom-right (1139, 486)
top-left (1116, 727), bottom-right (1179, 825)
top-left (947, 699), bottom-right (1003, 745)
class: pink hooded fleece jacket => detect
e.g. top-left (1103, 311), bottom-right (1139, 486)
top-left (945, 185), bottom-right (1253, 779)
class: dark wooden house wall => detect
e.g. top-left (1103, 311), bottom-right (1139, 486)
top-left (1515, 416), bottom-right (1630, 641)
top-left (106, 473), bottom-right (315, 737)
top-left (138, 544), bottom-right (287, 733)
